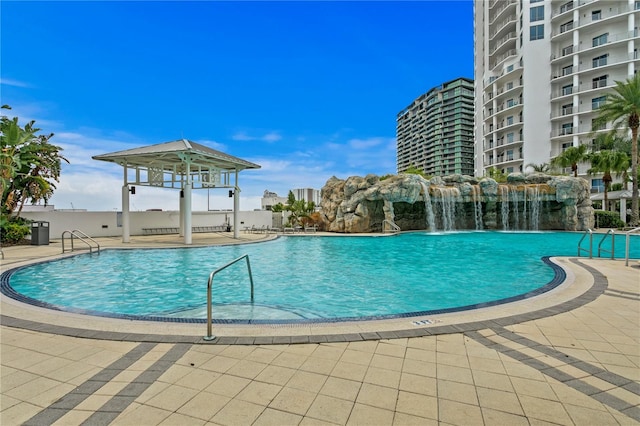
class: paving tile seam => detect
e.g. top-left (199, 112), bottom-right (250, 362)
top-left (465, 329), bottom-right (640, 422)
top-left (602, 291), bottom-right (640, 301)
top-left (0, 257), bottom-right (610, 346)
top-left (80, 343), bottom-right (192, 426)
top-left (21, 342), bottom-right (158, 426)
top-left (490, 326), bottom-right (639, 394)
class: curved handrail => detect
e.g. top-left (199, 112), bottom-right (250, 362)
top-left (597, 229), bottom-right (615, 259)
top-left (382, 219), bottom-right (400, 234)
top-left (625, 227), bottom-right (640, 267)
top-left (205, 254), bottom-right (254, 340)
top-left (577, 229), bottom-right (592, 258)
top-left (61, 229), bottom-right (101, 254)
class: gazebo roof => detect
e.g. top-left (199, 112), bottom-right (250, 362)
top-left (590, 189), bottom-right (638, 201)
top-left (92, 139), bottom-right (260, 173)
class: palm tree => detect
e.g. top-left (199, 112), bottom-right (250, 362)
top-left (526, 162), bottom-right (550, 173)
top-left (588, 150), bottom-right (630, 211)
top-left (550, 144), bottom-right (589, 177)
top-left (594, 74), bottom-right (640, 225)
top-left (1, 106), bottom-right (67, 219)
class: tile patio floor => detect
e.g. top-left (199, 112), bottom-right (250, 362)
top-left (1, 233), bottom-right (638, 425)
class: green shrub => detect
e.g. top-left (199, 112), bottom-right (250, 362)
top-left (594, 210), bottom-right (625, 229)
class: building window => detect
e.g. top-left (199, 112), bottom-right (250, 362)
top-left (562, 104), bottom-right (573, 115)
top-left (506, 116), bottom-right (514, 125)
top-left (530, 24), bottom-right (544, 40)
top-left (562, 45), bottom-right (574, 56)
top-left (506, 81), bottom-right (514, 90)
top-left (530, 5), bottom-right (544, 22)
top-left (507, 150), bottom-right (514, 161)
top-left (562, 142), bottom-right (572, 151)
top-left (592, 33), bottom-right (608, 47)
top-left (560, 2), bottom-right (573, 13)
top-left (507, 133), bottom-right (514, 143)
top-left (560, 21), bottom-right (573, 33)
top-left (592, 10), bottom-right (601, 20)
top-left (592, 75), bottom-right (607, 89)
top-left (593, 54), bottom-right (608, 67)
top-left (561, 123), bottom-right (573, 135)
top-left (506, 64), bottom-right (514, 72)
top-left (592, 96), bottom-right (606, 110)
top-left (562, 65), bottom-right (573, 76)
top-left (506, 99), bottom-right (515, 108)
top-left (591, 178), bottom-right (604, 193)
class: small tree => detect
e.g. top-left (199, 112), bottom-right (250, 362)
top-left (526, 163), bottom-right (550, 173)
top-left (550, 144), bottom-right (589, 177)
top-left (593, 74), bottom-right (640, 225)
top-left (1, 106), bottom-right (68, 219)
top-left (587, 150), bottom-right (629, 211)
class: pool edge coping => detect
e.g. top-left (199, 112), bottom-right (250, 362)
top-left (0, 257), bottom-right (609, 345)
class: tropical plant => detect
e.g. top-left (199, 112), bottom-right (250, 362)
top-left (488, 167), bottom-right (507, 182)
top-left (283, 191), bottom-right (315, 226)
top-left (593, 74), bottom-right (640, 225)
top-left (403, 165), bottom-right (427, 177)
top-left (1, 105), bottom-right (68, 219)
top-left (594, 210), bottom-right (625, 229)
top-left (587, 150), bottom-right (630, 211)
top-left (550, 144), bottom-right (589, 177)
top-left (526, 162), bottom-right (550, 173)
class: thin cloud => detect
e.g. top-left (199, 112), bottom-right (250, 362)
top-left (0, 78), bottom-right (30, 88)
top-left (232, 130), bottom-right (282, 143)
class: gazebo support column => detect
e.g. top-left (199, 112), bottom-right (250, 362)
top-left (121, 185), bottom-right (130, 243)
top-left (179, 190), bottom-right (185, 237)
top-left (233, 170), bottom-right (239, 239)
top-left (184, 183), bottom-right (192, 245)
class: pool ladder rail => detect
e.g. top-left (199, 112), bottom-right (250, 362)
top-left (205, 254), bottom-right (254, 341)
top-left (382, 219), bottom-right (401, 234)
top-left (577, 227), bottom-right (640, 266)
top-left (61, 229), bottom-right (101, 254)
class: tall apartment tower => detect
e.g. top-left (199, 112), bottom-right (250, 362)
top-left (396, 77), bottom-right (475, 176)
top-left (474, 0), bottom-right (638, 184)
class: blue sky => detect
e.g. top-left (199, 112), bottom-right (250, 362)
top-left (1, 0), bottom-right (473, 211)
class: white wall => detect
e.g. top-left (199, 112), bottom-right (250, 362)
top-left (20, 210), bottom-right (273, 239)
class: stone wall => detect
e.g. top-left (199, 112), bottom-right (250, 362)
top-left (320, 173), bottom-right (594, 233)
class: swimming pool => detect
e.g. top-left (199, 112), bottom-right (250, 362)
top-left (3, 231), bottom-right (639, 323)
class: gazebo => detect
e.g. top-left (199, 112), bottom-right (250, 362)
top-left (93, 139), bottom-right (260, 244)
top-left (590, 189), bottom-right (638, 223)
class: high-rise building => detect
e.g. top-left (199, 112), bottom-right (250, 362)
top-left (396, 77), bottom-right (475, 176)
top-left (293, 188), bottom-right (321, 206)
top-left (474, 0), bottom-right (638, 188)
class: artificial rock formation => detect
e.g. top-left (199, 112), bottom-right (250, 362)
top-left (320, 173), bottom-right (594, 233)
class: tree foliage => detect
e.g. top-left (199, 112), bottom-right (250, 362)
top-left (1, 105), bottom-right (68, 220)
top-left (283, 190), bottom-right (315, 226)
top-left (593, 74), bottom-right (640, 225)
top-left (550, 144), bottom-right (589, 177)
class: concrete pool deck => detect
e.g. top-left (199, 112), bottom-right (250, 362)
top-left (1, 232), bottom-right (639, 425)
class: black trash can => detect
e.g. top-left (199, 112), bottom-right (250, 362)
top-left (31, 221), bottom-right (50, 245)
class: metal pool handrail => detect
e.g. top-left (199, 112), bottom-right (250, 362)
top-left (204, 254), bottom-right (254, 341)
top-left (577, 229), bottom-right (592, 258)
top-left (597, 229), bottom-right (615, 259)
top-left (61, 229), bottom-right (101, 254)
top-left (625, 227), bottom-right (640, 267)
top-left (382, 219), bottom-right (400, 233)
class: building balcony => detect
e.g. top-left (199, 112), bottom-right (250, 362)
top-left (489, 49), bottom-right (518, 71)
top-left (489, 32), bottom-right (517, 57)
top-left (489, 16), bottom-right (517, 41)
top-left (551, 86), bottom-right (577, 100)
top-left (488, 0), bottom-right (516, 27)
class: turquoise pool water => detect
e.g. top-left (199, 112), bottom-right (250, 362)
top-left (5, 231), bottom-right (639, 322)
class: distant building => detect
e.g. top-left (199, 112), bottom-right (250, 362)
top-left (261, 190), bottom-right (287, 211)
top-left (473, 0), bottom-right (638, 188)
top-left (396, 77), bottom-right (475, 176)
top-left (261, 188), bottom-right (321, 211)
top-left (293, 188), bottom-right (321, 206)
